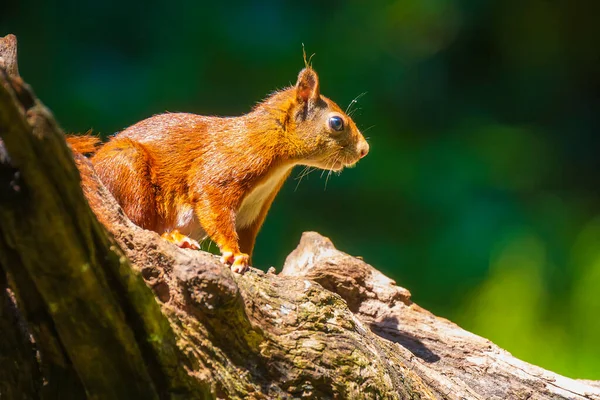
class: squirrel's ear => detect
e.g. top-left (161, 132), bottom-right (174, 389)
top-left (295, 68), bottom-right (320, 103)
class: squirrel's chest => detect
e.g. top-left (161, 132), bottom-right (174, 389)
top-left (235, 166), bottom-right (291, 229)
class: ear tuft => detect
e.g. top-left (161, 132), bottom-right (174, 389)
top-left (302, 44), bottom-right (315, 68)
top-left (296, 68), bottom-right (320, 104)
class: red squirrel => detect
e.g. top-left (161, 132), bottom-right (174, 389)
top-left (68, 65), bottom-right (369, 273)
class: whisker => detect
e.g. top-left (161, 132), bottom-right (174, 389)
top-left (324, 169), bottom-right (332, 191)
top-left (305, 167), bottom-right (317, 179)
top-left (320, 166), bottom-right (328, 179)
top-left (321, 156), bottom-right (337, 179)
top-left (324, 155), bottom-right (341, 191)
top-left (361, 125), bottom-right (375, 135)
top-left (346, 92), bottom-right (367, 114)
top-left (294, 167), bottom-right (308, 191)
top-left (295, 166), bottom-right (309, 181)
top-left (294, 166), bottom-right (316, 191)
top-left (348, 107), bottom-right (362, 117)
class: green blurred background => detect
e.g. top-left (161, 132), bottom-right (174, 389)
top-left (2, 0), bottom-right (599, 379)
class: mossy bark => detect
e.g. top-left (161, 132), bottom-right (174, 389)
top-left (1, 34), bottom-right (599, 400)
top-left (0, 34), bottom-right (208, 400)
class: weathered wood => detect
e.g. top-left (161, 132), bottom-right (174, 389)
top-left (0, 34), bottom-right (208, 400)
top-left (0, 270), bottom-right (40, 399)
top-left (1, 33), bottom-right (599, 400)
top-left (0, 34), bottom-right (19, 77)
top-left (281, 233), bottom-right (600, 400)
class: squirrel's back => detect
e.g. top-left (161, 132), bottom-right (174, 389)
top-left (118, 113), bottom-right (210, 144)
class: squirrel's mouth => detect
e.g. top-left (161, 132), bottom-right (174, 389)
top-left (343, 159), bottom-right (359, 169)
top-left (307, 151), bottom-right (361, 171)
top-left (330, 161), bottom-right (345, 171)
top-left (329, 157), bottom-right (359, 171)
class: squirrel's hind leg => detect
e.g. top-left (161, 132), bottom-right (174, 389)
top-left (91, 138), bottom-right (159, 230)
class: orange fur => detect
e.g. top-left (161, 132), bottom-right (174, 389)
top-left (71, 67), bottom-right (369, 274)
top-left (66, 132), bottom-right (101, 155)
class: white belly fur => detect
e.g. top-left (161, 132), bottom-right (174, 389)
top-left (171, 165), bottom-right (291, 238)
top-left (236, 166), bottom-right (292, 229)
top-left (172, 203), bottom-right (206, 239)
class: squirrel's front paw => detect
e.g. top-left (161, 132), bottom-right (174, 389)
top-left (231, 254), bottom-right (250, 274)
top-left (161, 230), bottom-right (200, 250)
top-left (220, 251), bottom-right (249, 274)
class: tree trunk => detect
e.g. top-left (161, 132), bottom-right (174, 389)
top-left (1, 34), bottom-right (598, 400)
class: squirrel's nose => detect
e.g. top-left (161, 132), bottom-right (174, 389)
top-left (357, 138), bottom-right (369, 159)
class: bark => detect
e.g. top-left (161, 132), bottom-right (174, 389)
top-left (1, 34), bottom-right (599, 400)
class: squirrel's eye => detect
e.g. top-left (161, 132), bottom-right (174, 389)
top-left (328, 116), bottom-right (344, 132)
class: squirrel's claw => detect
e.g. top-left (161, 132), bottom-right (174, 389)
top-left (221, 251), bottom-right (249, 274)
top-left (230, 254), bottom-right (250, 274)
top-left (220, 251), bottom-right (235, 265)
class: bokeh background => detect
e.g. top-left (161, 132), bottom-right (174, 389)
top-left (2, 0), bottom-right (599, 379)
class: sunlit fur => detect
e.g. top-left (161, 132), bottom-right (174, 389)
top-left (68, 67), bottom-right (369, 272)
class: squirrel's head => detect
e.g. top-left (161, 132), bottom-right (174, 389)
top-left (281, 67), bottom-right (369, 171)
